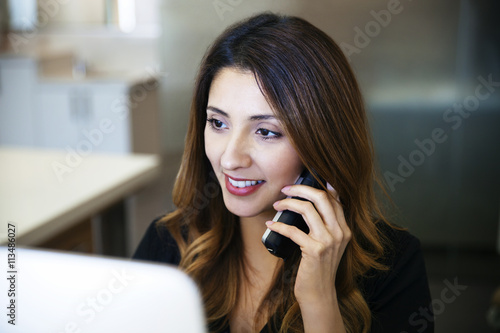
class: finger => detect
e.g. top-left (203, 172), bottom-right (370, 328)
top-left (280, 185), bottom-right (339, 233)
top-left (273, 197), bottom-right (328, 238)
top-left (326, 183), bottom-right (351, 241)
top-left (266, 220), bottom-right (340, 260)
top-left (265, 220), bottom-right (313, 250)
top-left (279, 184), bottom-right (351, 247)
top-left (273, 197), bottom-right (347, 250)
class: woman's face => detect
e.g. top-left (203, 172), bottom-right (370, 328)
top-left (204, 67), bottom-right (303, 219)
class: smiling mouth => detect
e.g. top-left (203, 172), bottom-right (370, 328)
top-left (227, 177), bottom-right (264, 188)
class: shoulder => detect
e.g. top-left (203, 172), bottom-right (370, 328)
top-left (132, 216), bottom-right (181, 266)
top-left (361, 222), bottom-right (434, 332)
top-left (377, 222), bottom-right (424, 272)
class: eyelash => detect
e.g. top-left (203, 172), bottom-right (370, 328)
top-left (256, 128), bottom-right (282, 140)
top-left (206, 118), bottom-right (225, 130)
top-left (206, 118), bottom-right (282, 140)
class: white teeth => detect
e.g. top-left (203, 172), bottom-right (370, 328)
top-left (228, 177), bottom-right (263, 188)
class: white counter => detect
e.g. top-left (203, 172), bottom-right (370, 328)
top-left (0, 147), bottom-right (161, 245)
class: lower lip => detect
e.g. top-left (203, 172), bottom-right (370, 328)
top-left (225, 176), bottom-right (265, 196)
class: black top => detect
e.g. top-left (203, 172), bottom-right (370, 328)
top-left (133, 217), bottom-right (434, 333)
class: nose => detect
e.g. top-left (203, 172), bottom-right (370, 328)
top-left (220, 132), bottom-right (252, 171)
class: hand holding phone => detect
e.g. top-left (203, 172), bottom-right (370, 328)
top-left (261, 169), bottom-right (325, 259)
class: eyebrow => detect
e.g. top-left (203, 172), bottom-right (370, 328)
top-left (206, 106), bottom-right (276, 121)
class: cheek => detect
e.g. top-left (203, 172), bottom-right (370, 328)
top-left (204, 129), bottom-right (226, 172)
top-left (266, 146), bottom-right (303, 183)
top-left (204, 130), bottom-right (217, 166)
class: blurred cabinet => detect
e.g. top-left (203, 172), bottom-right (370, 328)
top-left (38, 218), bottom-right (94, 254)
top-left (0, 56), bottom-right (161, 156)
top-left (0, 57), bottom-right (37, 146)
top-left (36, 82), bottom-right (131, 153)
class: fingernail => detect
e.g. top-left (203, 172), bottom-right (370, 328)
top-left (265, 221), bottom-right (274, 227)
top-left (273, 200), bottom-right (280, 207)
top-left (281, 185), bottom-right (291, 192)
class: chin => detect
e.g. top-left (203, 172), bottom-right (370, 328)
top-left (223, 198), bottom-right (272, 219)
top-left (225, 204), bottom-right (261, 218)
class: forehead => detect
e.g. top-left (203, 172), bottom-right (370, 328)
top-left (208, 67), bottom-right (275, 117)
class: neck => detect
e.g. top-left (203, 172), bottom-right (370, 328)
top-left (239, 213), bottom-right (280, 282)
top-left (231, 213), bottom-right (282, 332)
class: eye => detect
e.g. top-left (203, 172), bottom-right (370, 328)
top-left (207, 118), bottom-right (227, 130)
top-left (256, 128), bottom-right (282, 140)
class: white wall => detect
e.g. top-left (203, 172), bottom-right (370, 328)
top-left (158, 0), bottom-right (460, 151)
top-left (37, 0), bottom-right (105, 26)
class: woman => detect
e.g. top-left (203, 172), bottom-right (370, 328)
top-left (134, 13), bottom-right (433, 333)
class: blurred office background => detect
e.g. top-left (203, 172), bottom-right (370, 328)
top-left (0, 0), bottom-right (499, 332)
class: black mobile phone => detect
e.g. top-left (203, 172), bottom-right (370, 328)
top-left (261, 169), bottom-right (325, 260)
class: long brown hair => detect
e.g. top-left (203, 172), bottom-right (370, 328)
top-left (160, 13), bottom-right (390, 333)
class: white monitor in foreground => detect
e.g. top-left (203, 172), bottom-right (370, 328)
top-left (0, 247), bottom-right (206, 333)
